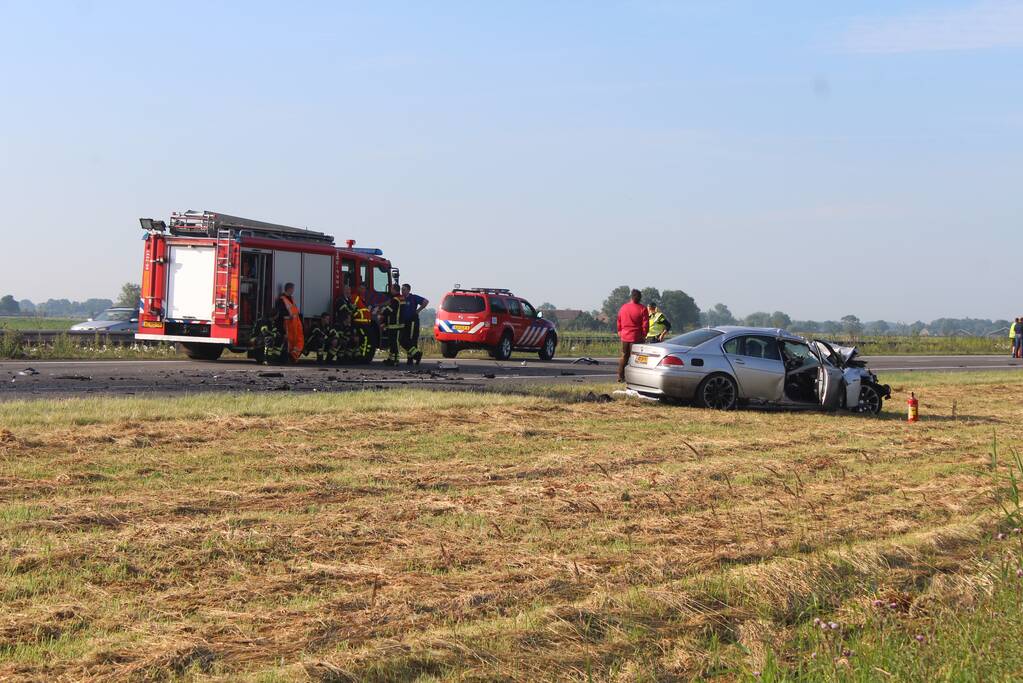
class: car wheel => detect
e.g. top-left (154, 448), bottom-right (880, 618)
top-left (440, 341), bottom-right (459, 359)
top-left (538, 333), bottom-right (557, 360)
top-left (493, 332), bottom-right (513, 361)
top-left (181, 343), bottom-right (224, 361)
top-left (856, 384), bottom-right (883, 415)
top-left (696, 374), bottom-right (738, 410)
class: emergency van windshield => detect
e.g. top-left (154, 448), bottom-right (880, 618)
top-left (441, 294), bottom-right (486, 314)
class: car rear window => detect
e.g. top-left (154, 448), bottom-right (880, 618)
top-left (665, 328), bottom-right (723, 348)
top-left (441, 294), bottom-right (486, 314)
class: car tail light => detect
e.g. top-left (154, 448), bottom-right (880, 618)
top-left (658, 355), bottom-right (684, 367)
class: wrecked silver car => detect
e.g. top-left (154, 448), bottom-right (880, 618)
top-left (623, 326), bottom-right (891, 413)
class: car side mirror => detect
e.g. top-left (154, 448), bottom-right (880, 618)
top-left (537, 311), bottom-right (544, 319)
top-left (130, 318), bottom-right (138, 323)
top-left (87, 318), bottom-right (93, 322)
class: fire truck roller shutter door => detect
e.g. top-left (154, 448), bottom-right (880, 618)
top-left (273, 251), bottom-right (302, 309)
top-left (302, 253), bottom-right (333, 319)
top-left (166, 245), bottom-right (215, 321)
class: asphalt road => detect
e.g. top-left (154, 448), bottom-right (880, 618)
top-left (1, 354), bottom-right (1020, 400)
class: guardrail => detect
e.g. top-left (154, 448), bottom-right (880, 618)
top-left (1, 330), bottom-right (142, 347)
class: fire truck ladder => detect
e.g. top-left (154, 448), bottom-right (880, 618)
top-left (213, 228), bottom-right (234, 323)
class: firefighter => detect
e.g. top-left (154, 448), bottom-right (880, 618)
top-left (332, 284), bottom-right (356, 362)
top-left (399, 283), bottom-right (427, 366)
top-left (304, 312), bottom-right (339, 363)
top-left (274, 282), bottom-right (304, 363)
top-left (379, 283), bottom-right (403, 365)
top-left (645, 301), bottom-right (672, 343)
top-left (350, 284), bottom-right (373, 361)
top-left (253, 317), bottom-right (283, 364)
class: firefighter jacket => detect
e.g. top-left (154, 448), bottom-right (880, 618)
top-left (306, 323), bottom-right (337, 348)
top-left (381, 295), bottom-right (403, 330)
top-left (647, 311), bottom-right (671, 339)
top-left (334, 296), bottom-right (355, 328)
top-left (352, 295), bottom-right (371, 325)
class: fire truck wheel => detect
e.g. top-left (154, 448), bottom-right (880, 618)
top-left (440, 342), bottom-right (459, 359)
top-left (538, 333), bottom-right (557, 361)
top-left (493, 332), bottom-right (514, 361)
top-left (180, 343), bottom-right (225, 361)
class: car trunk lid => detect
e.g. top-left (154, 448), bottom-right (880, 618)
top-left (628, 343), bottom-right (668, 367)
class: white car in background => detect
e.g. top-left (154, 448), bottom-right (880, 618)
top-left (69, 307), bottom-right (138, 332)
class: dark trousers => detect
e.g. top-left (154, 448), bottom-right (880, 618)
top-left (385, 324), bottom-right (401, 359)
top-left (618, 341), bottom-right (634, 381)
top-left (400, 318), bottom-right (420, 355)
top-left (1014, 335), bottom-right (1022, 358)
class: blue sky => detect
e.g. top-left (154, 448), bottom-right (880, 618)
top-left (1, 1), bottom-right (1021, 320)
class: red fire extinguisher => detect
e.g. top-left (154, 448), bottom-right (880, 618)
top-left (907, 392), bottom-right (919, 422)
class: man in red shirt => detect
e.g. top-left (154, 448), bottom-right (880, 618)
top-left (616, 289), bottom-right (649, 382)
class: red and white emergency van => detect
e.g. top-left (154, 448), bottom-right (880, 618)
top-left (135, 211), bottom-right (397, 361)
top-left (434, 287), bottom-right (558, 361)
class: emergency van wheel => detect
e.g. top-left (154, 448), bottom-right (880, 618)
top-left (440, 342), bottom-right (459, 359)
top-left (493, 332), bottom-right (514, 361)
top-left (180, 343), bottom-right (224, 361)
top-left (538, 333), bottom-right (557, 361)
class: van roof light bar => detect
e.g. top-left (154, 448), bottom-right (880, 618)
top-left (453, 287), bottom-right (514, 295)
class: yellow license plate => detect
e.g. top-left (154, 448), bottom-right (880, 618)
top-left (635, 355), bottom-right (649, 365)
top-left (142, 321), bottom-right (163, 328)
top-left (453, 324), bottom-right (469, 331)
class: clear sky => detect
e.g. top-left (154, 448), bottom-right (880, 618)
top-left (1, 1), bottom-right (1020, 321)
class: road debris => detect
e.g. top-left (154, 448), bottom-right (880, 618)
top-left (613, 388), bottom-right (657, 401)
top-left (572, 357), bottom-right (599, 365)
top-left (18, 368), bottom-right (39, 376)
top-left (257, 372), bottom-right (284, 378)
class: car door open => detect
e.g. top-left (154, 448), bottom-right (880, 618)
top-left (808, 343), bottom-right (844, 409)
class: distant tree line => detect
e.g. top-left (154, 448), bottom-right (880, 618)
top-left (543, 287), bottom-right (1013, 338)
top-left (0, 283), bottom-right (141, 318)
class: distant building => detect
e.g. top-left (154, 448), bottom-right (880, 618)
top-left (550, 309), bottom-right (584, 327)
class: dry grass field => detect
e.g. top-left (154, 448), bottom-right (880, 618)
top-left (1, 372), bottom-right (1023, 681)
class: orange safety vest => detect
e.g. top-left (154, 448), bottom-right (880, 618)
top-left (280, 295), bottom-right (304, 362)
top-left (352, 294), bottom-right (371, 324)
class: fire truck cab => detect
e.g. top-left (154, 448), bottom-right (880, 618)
top-left (136, 211), bottom-right (397, 361)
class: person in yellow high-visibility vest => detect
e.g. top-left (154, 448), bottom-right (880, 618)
top-left (645, 301), bottom-right (672, 343)
top-left (1012, 317), bottom-right (1022, 359)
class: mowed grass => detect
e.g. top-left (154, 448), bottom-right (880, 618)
top-left (1, 374), bottom-right (1023, 680)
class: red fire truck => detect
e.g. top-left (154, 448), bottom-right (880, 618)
top-left (135, 210), bottom-right (398, 361)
